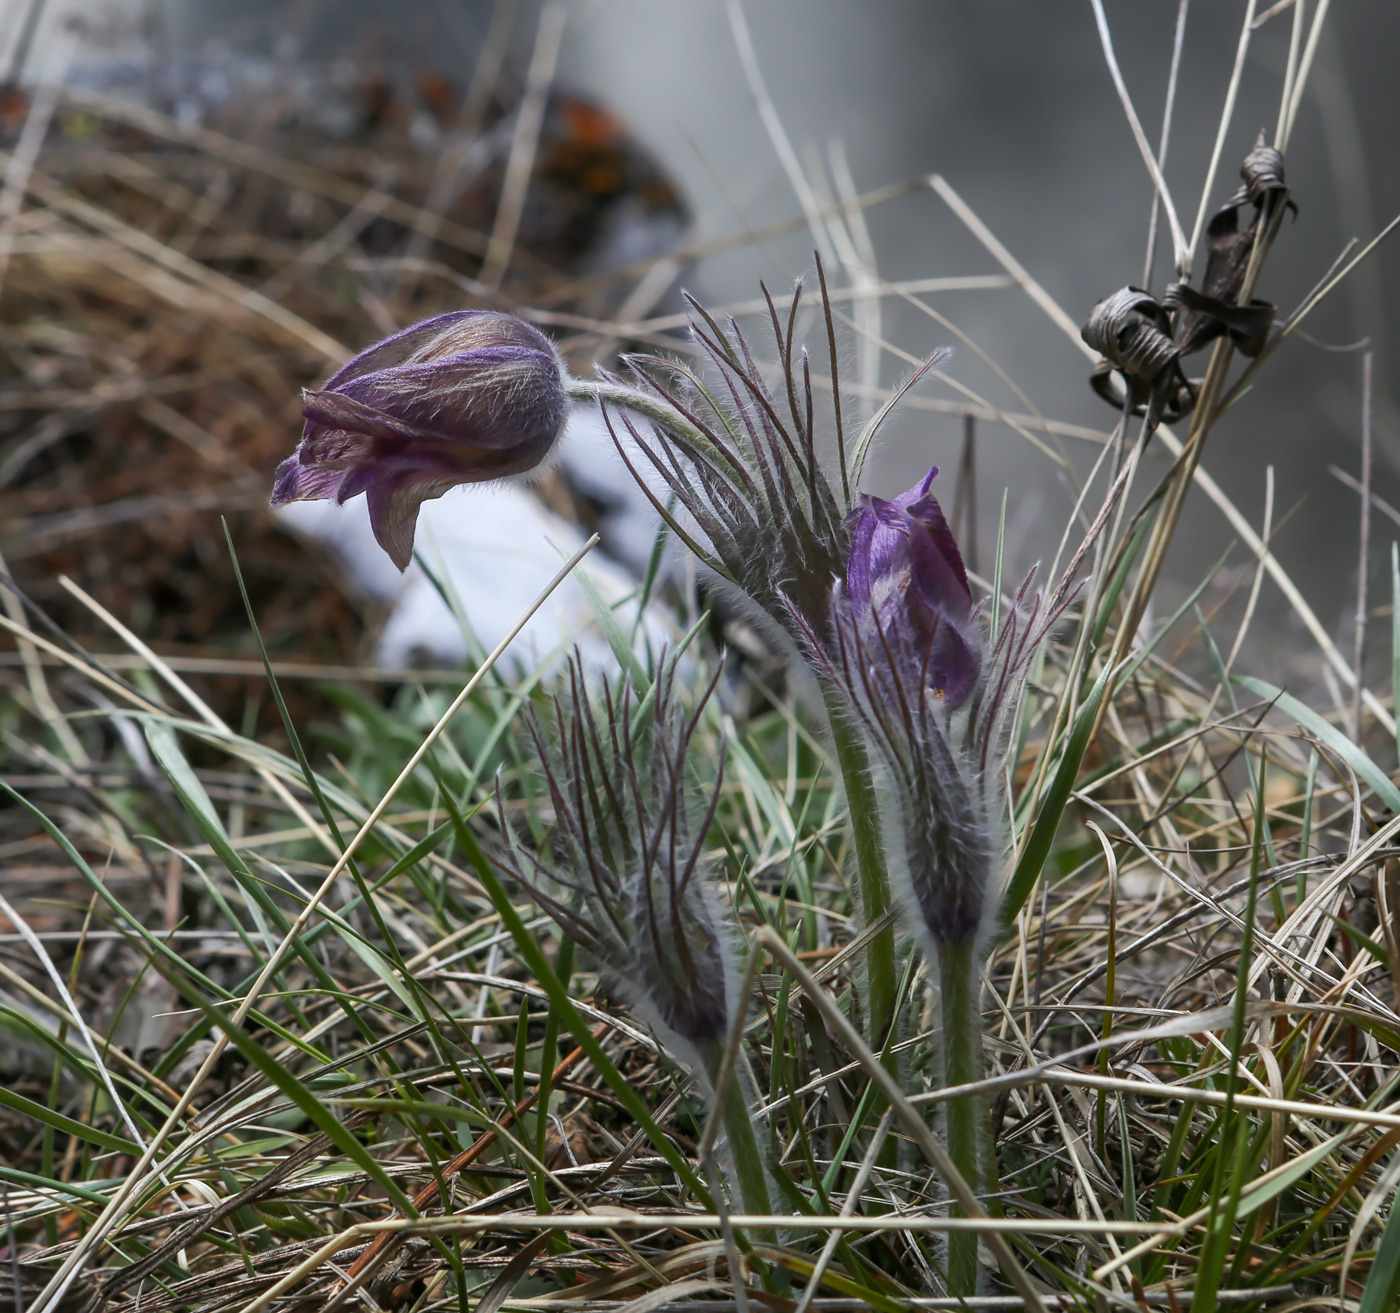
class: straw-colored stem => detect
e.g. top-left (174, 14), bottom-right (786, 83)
top-left (1097, 184), bottom-right (1291, 744)
top-left (938, 938), bottom-right (985, 1298)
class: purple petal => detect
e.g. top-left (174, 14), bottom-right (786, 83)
top-left (333, 462), bottom-right (394, 504)
top-left (322, 311), bottom-right (558, 390)
top-left (862, 496), bottom-right (915, 589)
top-left (364, 470), bottom-right (463, 571)
top-left (889, 465), bottom-right (939, 513)
top-left (301, 390), bottom-right (424, 446)
top-left (332, 348), bottom-right (565, 449)
top-left (923, 618), bottom-right (979, 707)
top-left (270, 455), bottom-right (345, 504)
top-left (904, 492), bottom-right (971, 620)
top-left (846, 499), bottom-right (881, 613)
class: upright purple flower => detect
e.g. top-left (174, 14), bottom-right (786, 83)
top-left (806, 468), bottom-right (1067, 948)
top-left (846, 468), bottom-right (979, 708)
top-left (271, 311), bottom-right (567, 569)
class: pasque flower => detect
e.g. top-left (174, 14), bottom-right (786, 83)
top-left (499, 655), bottom-right (739, 1059)
top-left (846, 467), bottom-right (980, 709)
top-left (787, 466), bottom-right (1074, 1299)
top-left (809, 467), bottom-right (1065, 949)
top-left (497, 653), bottom-right (774, 1220)
top-left (271, 311), bottom-right (567, 569)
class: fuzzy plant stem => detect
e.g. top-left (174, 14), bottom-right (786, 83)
top-left (698, 1040), bottom-right (773, 1219)
top-left (937, 937), bottom-right (985, 1298)
top-left (722, 1076), bottom-right (774, 1220)
top-left (825, 701), bottom-right (899, 1052)
top-left (566, 379), bottom-right (710, 446)
top-left (569, 377), bottom-right (900, 1050)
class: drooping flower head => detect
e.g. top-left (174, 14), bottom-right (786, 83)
top-left (499, 654), bottom-right (739, 1062)
top-left (271, 311), bottom-right (567, 569)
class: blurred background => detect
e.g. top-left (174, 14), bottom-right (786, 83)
top-left (3, 0), bottom-right (1397, 702)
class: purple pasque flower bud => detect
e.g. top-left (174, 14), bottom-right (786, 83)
top-left (271, 311), bottom-right (567, 569)
top-left (791, 469), bottom-right (1071, 950)
top-left (846, 467), bottom-right (979, 707)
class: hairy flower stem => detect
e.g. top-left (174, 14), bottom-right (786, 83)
top-left (825, 701), bottom-right (899, 1054)
top-left (566, 379), bottom-right (709, 447)
top-left (699, 1041), bottom-right (773, 1220)
top-left (937, 938), bottom-right (985, 1298)
top-left (569, 375), bottom-right (901, 1051)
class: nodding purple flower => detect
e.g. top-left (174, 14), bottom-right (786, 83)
top-left (846, 468), bottom-right (980, 709)
top-left (271, 311), bottom-right (567, 569)
top-left (498, 655), bottom-right (739, 1061)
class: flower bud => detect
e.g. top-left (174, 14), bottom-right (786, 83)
top-left (815, 477), bottom-right (1072, 948)
top-left (846, 467), bottom-right (979, 706)
top-left (501, 656), bottom-right (740, 1060)
top-left (271, 311), bottom-right (568, 569)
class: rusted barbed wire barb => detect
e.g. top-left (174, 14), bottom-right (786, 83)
top-left (1162, 280), bottom-right (1274, 359)
top-left (1235, 136), bottom-right (1292, 207)
top-left (1084, 137), bottom-right (1296, 427)
top-left (1083, 286), bottom-right (1196, 429)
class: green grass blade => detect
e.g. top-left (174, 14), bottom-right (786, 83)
top-left (1360, 1189), bottom-right (1400, 1313)
top-left (1235, 1128), bottom-right (1348, 1221)
top-left (1091, 512), bottom-right (1156, 648)
top-left (1235, 675), bottom-right (1400, 813)
top-left (1192, 755), bottom-right (1268, 1310)
top-left (572, 567), bottom-right (650, 687)
top-left (0, 1164), bottom-right (112, 1207)
top-left (1000, 660), bottom-right (1115, 929)
top-left (0, 1086), bottom-right (138, 1156)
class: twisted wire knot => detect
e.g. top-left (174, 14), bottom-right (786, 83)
top-left (1081, 287), bottom-right (1178, 379)
top-left (1080, 137), bottom-right (1294, 431)
top-left (1240, 141), bottom-right (1287, 202)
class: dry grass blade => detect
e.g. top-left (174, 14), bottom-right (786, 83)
top-left (1089, 0), bottom-right (1187, 272)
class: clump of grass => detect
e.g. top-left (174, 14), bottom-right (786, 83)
top-left (4, 5), bottom-right (1400, 1312)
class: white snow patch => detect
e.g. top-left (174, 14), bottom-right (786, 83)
top-left (275, 481), bottom-right (670, 674)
